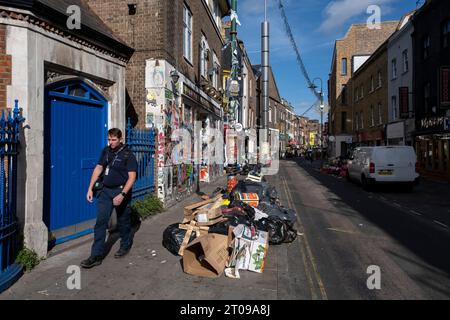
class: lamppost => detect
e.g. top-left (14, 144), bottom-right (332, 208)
top-left (308, 78), bottom-right (324, 167)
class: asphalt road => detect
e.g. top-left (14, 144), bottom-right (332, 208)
top-left (267, 159), bottom-right (450, 300)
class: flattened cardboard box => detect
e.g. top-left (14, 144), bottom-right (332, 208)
top-left (182, 233), bottom-right (229, 278)
top-left (183, 194), bottom-right (222, 217)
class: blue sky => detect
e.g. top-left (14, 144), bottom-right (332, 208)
top-left (234, 0), bottom-right (420, 120)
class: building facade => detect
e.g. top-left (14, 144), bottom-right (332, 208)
top-left (352, 42), bottom-right (390, 147)
top-left (88, 0), bottom-right (231, 204)
top-left (412, 0), bottom-right (450, 181)
top-left (328, 22), bottom-right (398, 158)
top-left (0, 0), bottom-right (133, 257)
top-left (387, 13), bottom-right (416, 146)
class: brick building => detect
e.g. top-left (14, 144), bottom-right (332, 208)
top-left (87, 0), bottom-right (231, 204)
top-left (352, 41), bottom-right (390, 146)
top-left (328, 22), bottom-right (398, 157)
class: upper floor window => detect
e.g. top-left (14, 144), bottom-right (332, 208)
top-left (392, 59), bottom-right (397, 79)
top-left (378, 103), bottom-right (383, 125)
top-left (423, 35), bottom-right (431, 60)
top-left (360, 111), bottom-right (364, 129)
top-left (370, 105), bottom-right (375, 127)
top-left (341, 85), bottom-right (347, 105)
top-left (378, 70), bottom-right (382, 88)
top-left (443, 19), bottom-right (450, 48)
top-left (200, 39), bottom-right (208, 78)
top-left (355, 112), bottom-right (359, 130)
top-left (370, 76), bottom-right (375, 92)
top-left (341, 58), bottom-right (348, 76)
top-left (402, 50), bottom-right (409, 73)
top-left (183, 4), bottom-right (193, 63)
top-left (392, 95), bottom-right (397, 120)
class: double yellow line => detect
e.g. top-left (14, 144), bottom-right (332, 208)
top-left (281, 174), bottom-right (328, 300)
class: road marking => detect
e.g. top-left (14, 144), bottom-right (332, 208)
top-left (280, 176), bottom-right (317, 300)
top-left (409, 210), bottom-right (422, 216)
top-left (433, 220), bottom-right (449, 229)
top-left (327, 228), bottom-right (358, 235)
top-left (282, 175), bottom-right (328, 300)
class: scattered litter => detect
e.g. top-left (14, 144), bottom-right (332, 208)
top-left (161, 164), bottom-right (297, 279)
top-left (152, 253), bottom-right (157, 257)
top-left (37, 290), bottom-right (49, 296)
top-left (297, 232), bottom-right (304, 236)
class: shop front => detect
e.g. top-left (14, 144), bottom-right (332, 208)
top-left (415, 116), bottom-right (450, 181)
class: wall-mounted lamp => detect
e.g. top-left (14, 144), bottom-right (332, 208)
top-left (128, 4), bottom-right (137, 15)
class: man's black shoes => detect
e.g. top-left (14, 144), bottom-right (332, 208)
top-left (80, 256), bottom-right (103, 269)
top-left (114, 247), bottom-right (131, 258)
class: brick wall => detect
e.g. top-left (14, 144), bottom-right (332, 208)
top-left (352, 45), bottom-right (389, 143)
top-left (0, 25), bottom-right (12, 109)
top-left (87, 0), bottom-right (227, 128)
top-left (329, 22), bottom-right (398, 136)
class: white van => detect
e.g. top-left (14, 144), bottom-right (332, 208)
top-left (347, 146), bottom-right (419, 190)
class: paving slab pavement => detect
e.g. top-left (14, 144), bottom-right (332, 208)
top-left (0, 174), bottom-right (307, 300)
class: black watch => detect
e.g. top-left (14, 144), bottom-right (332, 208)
top-left (121, 192), bottom-right (127, 197)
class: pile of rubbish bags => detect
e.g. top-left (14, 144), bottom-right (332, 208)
top-left (162, 165), bottom-right (298, 279)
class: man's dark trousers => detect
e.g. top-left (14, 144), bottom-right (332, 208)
top-left (91, 186), bottom-right (132, 258)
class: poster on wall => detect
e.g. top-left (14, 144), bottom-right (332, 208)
top-left (200, 166), bottom-right (209, 183)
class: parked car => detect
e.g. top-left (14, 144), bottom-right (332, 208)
top-left (347, 146), bottom-right (419, 191)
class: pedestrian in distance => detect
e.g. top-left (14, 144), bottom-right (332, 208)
top-left (81, 128), bottom-right (138, 269)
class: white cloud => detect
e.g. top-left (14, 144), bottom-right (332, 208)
top-left (318, 0), bottom-right (397, 34)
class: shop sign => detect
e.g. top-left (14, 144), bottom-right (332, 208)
top-left (420, 117), bottom-right (445, 130)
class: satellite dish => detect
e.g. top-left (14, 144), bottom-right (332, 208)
top-left (328, 136), bottom-right (336, 142)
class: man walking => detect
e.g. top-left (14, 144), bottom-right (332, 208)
top-left (81, 128), bottom-right (138, 269)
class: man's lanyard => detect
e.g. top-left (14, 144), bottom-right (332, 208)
top-left (105, 145), bottom-right (126, 175)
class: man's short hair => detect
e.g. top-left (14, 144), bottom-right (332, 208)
top-left (108, 128), bottom-right (123, 139)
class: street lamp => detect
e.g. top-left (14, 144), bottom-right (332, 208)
top-left (308, 78), bottom-right (324, 167)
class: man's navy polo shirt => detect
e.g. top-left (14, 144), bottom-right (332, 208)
top-left (98, 144), bottom-right (138, 187)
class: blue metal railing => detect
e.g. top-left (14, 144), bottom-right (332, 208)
top-left (0, 100), bottom-right (24, 293)
top-left (126, 119), bottom-right (155, 201)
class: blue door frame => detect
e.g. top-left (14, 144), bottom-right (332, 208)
top-left (44, 79), bottom-right (108, 246)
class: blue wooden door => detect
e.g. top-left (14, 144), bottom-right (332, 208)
top-left (44, 80), bottom-right (107, 235)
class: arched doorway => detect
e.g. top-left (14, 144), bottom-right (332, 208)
top-left (44, 79), bottom-right (108, 245)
